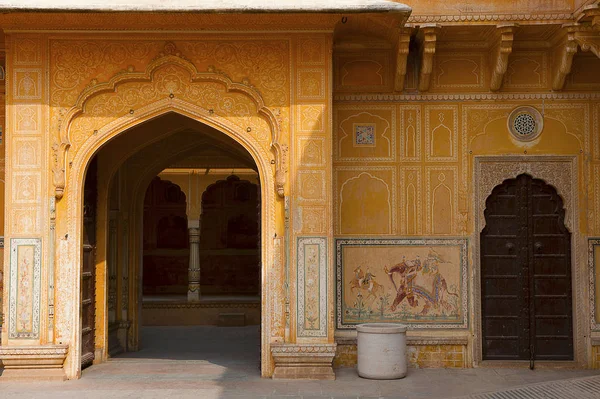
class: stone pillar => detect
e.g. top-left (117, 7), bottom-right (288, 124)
top-left (187, 219), bottom-right (201, 302)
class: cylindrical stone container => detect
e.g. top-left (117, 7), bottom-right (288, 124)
top-left (356, 323), bottom-right (408, 379)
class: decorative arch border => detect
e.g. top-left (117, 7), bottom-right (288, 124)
top-left (58, 100), bottom-right (278, 379)
top-left (472, 155), bottom-right (587, 367)
top-left (53, 42), bottom-right (287, 200)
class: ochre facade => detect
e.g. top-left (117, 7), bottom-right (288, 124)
top-left (1, 0), bottom-right (600, 381)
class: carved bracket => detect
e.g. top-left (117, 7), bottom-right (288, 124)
top-left (574, 28), bottom-right (600, 59)
top-left (489, 24), bottom-right (518, 92)
top-left (51, 140), bottom-right (69, 199)
top-left (417, 24), bottom-right (439, 92)
top-left (394, 27), bottom-right (414, 92)
top-left (578, 3), bottom-right (600, 31)
top-left (272, 141), bottom-right (288, 198)
top-left (551, 24), bottom-right (580, 91)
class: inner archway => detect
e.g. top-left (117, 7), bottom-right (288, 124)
top-left (76, 111), bottom-right (272, 378)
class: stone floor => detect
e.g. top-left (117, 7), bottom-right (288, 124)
top-left (1, 326), bottom-right (599, 398)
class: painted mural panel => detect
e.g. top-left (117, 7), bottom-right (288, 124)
top-left (297, 237), bottom-right (327, 337)
top-left (336, 238), bottom-right (467, 329)
top-left (8, 238), bottom-right (42, 339)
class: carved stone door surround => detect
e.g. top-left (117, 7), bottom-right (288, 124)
top-left (472, 156), bottom-right (586, 366)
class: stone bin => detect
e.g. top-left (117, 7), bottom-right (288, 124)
top-left (356, 323), bottom-right (408, 379)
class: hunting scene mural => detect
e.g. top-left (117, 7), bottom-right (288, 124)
top-left (336, 239), bottom-right (468, 329)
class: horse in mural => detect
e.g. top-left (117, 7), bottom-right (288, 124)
top-left (350, 265), bottom-right (384, 302)
top-left (384, 250), bottom-right (459, 315)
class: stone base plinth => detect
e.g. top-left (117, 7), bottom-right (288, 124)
top-left (271, 343), bottom-right (336, 380)
top-left (334, 335), bottom-right (469, 369)
top-left (0, 344), bottom-right (68, 381)
top-left (0, 368), bottom-right (67, 381)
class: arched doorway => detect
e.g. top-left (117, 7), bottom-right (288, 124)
top-left (76, 111), bottom-right (274, 378)
top-left (480, 174), bottom-right (573, 363)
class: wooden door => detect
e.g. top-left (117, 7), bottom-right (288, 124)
top-left (81, 158), bottom-right (97, 369)
top-left (481, 174), bottom-right (573, 363)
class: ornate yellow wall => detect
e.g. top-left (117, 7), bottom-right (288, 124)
top-left (0, 25), bottom-right (340, 379)
top-left (1, 4), bottom-right (600, 380)
top-left (332, 29), bottom-right (600, 367)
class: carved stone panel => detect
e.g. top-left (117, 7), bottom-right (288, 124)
top-left (297, 237), bottom-right (327, 337)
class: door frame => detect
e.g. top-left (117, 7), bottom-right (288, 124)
top-left (472, 156), bottom-right (586, 367)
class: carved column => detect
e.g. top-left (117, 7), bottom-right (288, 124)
top-left (187, 219), bottom-right (201, 302)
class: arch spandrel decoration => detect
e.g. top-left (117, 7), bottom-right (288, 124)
top-left (53, 42), bottom-right (288, 199)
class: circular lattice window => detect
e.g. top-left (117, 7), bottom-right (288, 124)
top-left (508, 106), bottom-right (544, 142)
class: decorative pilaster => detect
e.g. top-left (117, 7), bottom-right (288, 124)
top-left (187, 219), bottom-right (201, 302)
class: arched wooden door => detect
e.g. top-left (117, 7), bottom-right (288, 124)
top-left (81, 157), bottom-right (97, 369)
top-left (481, 174), bottom-right (573, 363)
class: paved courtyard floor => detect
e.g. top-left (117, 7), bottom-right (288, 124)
top-left (1, 326), bottom-right (599, 398)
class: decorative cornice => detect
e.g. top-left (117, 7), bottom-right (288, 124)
top-left (336, 336), bottom-right (468, 346)
top-left (271, 343), bottom-right (337, 355)
top-left (334, 92), bottom-right (600, 102)
top-left (408, 13), bottom-right (574, 24)
top-left (577, 4), bottom-right (600, 29)
top-left (0, 344), bottom-right (68, 357)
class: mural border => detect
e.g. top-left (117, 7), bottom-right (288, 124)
top-left (335, 237), bottom-right (468, 330)
top-left (297, 236), bottom-right (328, 337)
top-left (8, 237), bottom-right (42, 339)
top-left (589, 238), bottom-right (600, 331)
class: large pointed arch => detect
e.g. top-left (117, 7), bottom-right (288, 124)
top-left (56, 104), bottom-right (278, 380)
